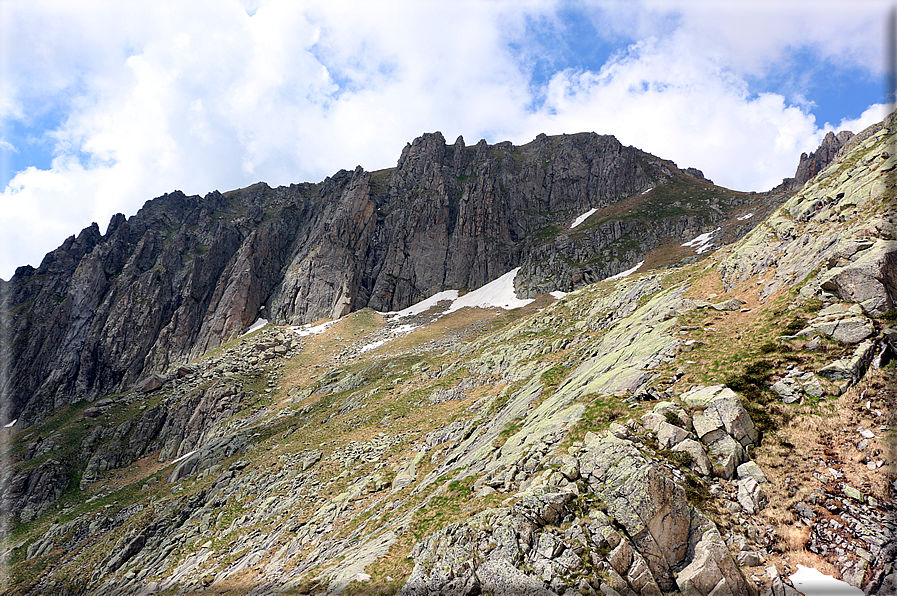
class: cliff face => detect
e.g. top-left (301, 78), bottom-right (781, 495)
top-left (3, 132), bottom-right (763, 424)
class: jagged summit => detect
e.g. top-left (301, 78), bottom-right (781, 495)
top-left (2, 131), bottom-right (769, 425)
top-left (773, 130), bottom-right (855, 192)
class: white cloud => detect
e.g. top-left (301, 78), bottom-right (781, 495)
top-left (835, 103), bottom-right (891, 135)
top-left (0, 0), bottom-right (890, 279)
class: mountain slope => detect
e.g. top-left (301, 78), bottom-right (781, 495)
top-left (0, 117), bottom-right (894, 595)
top-left (2, 132), bottom-right (770, 426)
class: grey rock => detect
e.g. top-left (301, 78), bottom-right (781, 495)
top-left (793, 502), bottom-right (816, 520)
top-left (736, 461), bottom-right (768, 484)
top-left (736, 550), bottom-right (764, 567)
top-left (800, 375), bottom-right (825, 398)
top-left (166, 430), bottom-right (252, 483)
top-left (711, 298), bottom-right (746, 311)
top-left (817, 239), bottom-right (897, 316)
top-left (677, 510), bottom-right (754, 596)
top-left (829, 316), bottom-right (874, 344)
top-left (655, 421), bottom-right (689, 449)
top-left (672, 440), bottom-right (713, 476)
top-left (1, 460), bottom-right (70, 523)
top-left (736, 477), bottom-right (767, 514)
top-left (772, 379), bottom-right (801, 403)
top-left (819, 340), bottom-right (876, 383)
top-left (137, 373), bottom-right (167, 393)
top-left (705, 434), bottom-right (744, 480)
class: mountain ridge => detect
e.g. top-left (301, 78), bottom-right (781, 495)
top-left (3, 130), bottom-right (776, 426)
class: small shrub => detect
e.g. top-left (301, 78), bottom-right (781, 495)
top-left (667, 450), bottom-right (693, 469)
top-left (663, 411), bottom-right (681, 426)
top-left (784, 317), bottom-right (808, 334)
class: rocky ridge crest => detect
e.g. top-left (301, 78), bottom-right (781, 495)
top-left (3, 132), bottom-right (767, 426)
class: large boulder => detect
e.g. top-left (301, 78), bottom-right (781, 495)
top-left (817, 239), bottom-right (897, 316)
top-left (580, 434), bottom-right (691, 591)
top-left (673, 439), bottom-right (713, 476)
top-left (681, 386), bottom-right (757, 447)
top-left (677, 510), bottom-right (756, 596)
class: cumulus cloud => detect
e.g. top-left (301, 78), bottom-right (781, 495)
top-left (0, 0), bottom-right (890, 279)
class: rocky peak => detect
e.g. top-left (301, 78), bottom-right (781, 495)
top-left (3, 129), bottom-right (775, 425)
top-left (775, 129), bottom-right (854, 191)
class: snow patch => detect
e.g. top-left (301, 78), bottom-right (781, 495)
top-left (170, 450), bottom-right (196, 466)
top-left (446, 268), bottom-right (533, 314)
top-left (607, 261), bottom-right (644, 281)
top-left (549, 291), bottom-right (567, 299)
top-left (3, 419), bottom-right (16, 429)
top-left (293, 320), bottom-right (339, 337)
top-left (242, 318), bottom-right (268, 336)
top-left (789, 565), bottom-right (863, 595)
top-left (681, 227), bottom-right (720, 254)
top-left (641, 187), bottom-right (654, 195)
top-left (737, 212), bottom-right (754, 221)
top-left (358, 323), bottom-right (418, 354)
top-left (571, 208), bottom-right (598, 229)
top-left (382, 267), bottom-right (533, 326)
top-left (359, 339), bottom-right (388, 354)
top-left (389, 290), bottom-right (459, 319)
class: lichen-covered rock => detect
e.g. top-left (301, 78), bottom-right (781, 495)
top-left (678, 510), bottom-right (756, 596)
top-left (705, 434), bottom-right (745, 480)
top-left (656, 421), bottom-right (689, 449)
top-left (818, 340), bottom-right (877, 383)
top-left (737, 477), bottom-right (767, 515)
top-left (817, 239), bottom-right (897, 316)
top-left (580, 433), bottom-right (691, 591)
top-left (673, 439), bottom-right (713, 476)
top-left (681, 385), bottom-right (757, 447)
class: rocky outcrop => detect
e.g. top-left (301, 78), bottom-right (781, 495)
top-left (719, 117), bottom-right (896, 305)
top-left (774, 130), bottom-right (854, 192)
top-left (5, 131), bottom-right (766, 426)
top-left (400, 424), bottom-right (757, 596)
top-left (0, 460), bottom-right (69, 524)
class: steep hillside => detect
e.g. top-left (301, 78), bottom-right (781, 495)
top-left (0, 117), bottom-right (894, 595)
top-left (2, 132), bottom-right (773, 426)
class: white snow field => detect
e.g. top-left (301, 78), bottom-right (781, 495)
top-left (445, 267), bottom-right (533, 314)
top-left (789, 565), bottom-right (863, 596)
top-left (607, 261), bottom-right (644, 281)
top-left (242, 317), bottom-right (268, 335)
top-left (570, 208), bottom-right (598, 229)
top-left (389, 290), bottom-right (460, 319)
top-left (681, 227), bottom-right (720, 254)
top-left (293, 320), bottom-right (339, 337)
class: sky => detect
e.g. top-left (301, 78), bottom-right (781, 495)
top-left (0, 0), bottom-right (891, 281)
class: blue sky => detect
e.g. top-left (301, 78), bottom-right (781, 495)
top-left (0, 0), bottom-right (891, 280)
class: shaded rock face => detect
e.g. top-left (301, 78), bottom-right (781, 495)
top-left (2, 186), bottom-right (313, 424)
top-left (0, 132), bottom-right (681, 424)
top-left (0, 460), bottom-right (69, 524)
